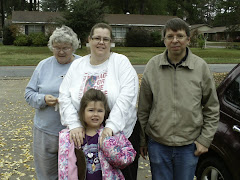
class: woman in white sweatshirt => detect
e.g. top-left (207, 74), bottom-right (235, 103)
top-left (59, 23), bottom-right (139, 179)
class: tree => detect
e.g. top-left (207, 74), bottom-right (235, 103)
top-left (213, 0), bottom-right (240, 41)
top-left (61, 0), bottom-right (105, 44)
top-left (40, 0), bottom-right (67, 12)
top-left (0, 0), bottom-right (29, 27)
top-left (214, 0), bottom-right (240, 26)
top-left (101, 0), bottom-right (152, 14)
top-left (0, 0), bottom-right (4, 28)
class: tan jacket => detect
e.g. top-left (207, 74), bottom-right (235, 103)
top-left (138, 48), bottom-right (219, 148)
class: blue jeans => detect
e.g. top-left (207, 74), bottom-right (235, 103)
top-left (148, 138), bottom-right (199, 180)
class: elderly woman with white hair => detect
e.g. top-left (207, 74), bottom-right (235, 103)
top-left (25, 25), bottom-right (81, 180)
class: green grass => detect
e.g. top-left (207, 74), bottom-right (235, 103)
top-left (0, 45), bottom-right (240, 66)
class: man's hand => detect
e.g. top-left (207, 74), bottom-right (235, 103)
top-left (140, 146), bottom-right (148, 160)
top-left (45, 95), bottom-right (58, 106)
top-left (194, 141), bottom-right (208, 156)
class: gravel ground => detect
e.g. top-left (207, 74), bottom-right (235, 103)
top-left (0, 78), bottom-right (36, 179)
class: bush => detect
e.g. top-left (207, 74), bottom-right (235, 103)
top-left (114, 41), bottom-right (125, 47)
top-left (3, 26), bottom-right (14, 45)
top-left (233, 36), bottom-right (240, 42)
top-left (190, 29), bottom-right (199, 47)
top-left (125, 28), bottom-right (152, 47)
top-left (150, 31), bottom-right (164, 47)
top-left (197, 35), bottom-right (205, 49)
top-left (14, 35), bottom-right (30, 46)
top-left (29, 33), bottom-right (48, 46)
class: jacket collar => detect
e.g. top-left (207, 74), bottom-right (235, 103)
top-left (159, 47), bottom-right (195, 70)
top-left (97, 125), bottom-right (104, 135)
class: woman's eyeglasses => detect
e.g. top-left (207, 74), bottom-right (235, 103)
top-left (91, 36), bottom-right (111, 43)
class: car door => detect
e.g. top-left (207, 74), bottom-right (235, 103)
top-left (221, 73), bottom-right (240, 179)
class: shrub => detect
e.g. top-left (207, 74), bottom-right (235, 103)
top-left (197, 35), bottom-right (205, 49)
top-left (190, 29), bottom-right (199, 47)
top-left (114, 41), bottom-right (125, 47)
top-left (150, 31), bottom-right (164, 47)
top-left (29, 33), bottom-right (48, 46)
top-left (125, 28), bottom-right (152, 47)
top-left (14, 34), bottom-right (29, 46)
top-left (3, 26), bottom-right (14, 45)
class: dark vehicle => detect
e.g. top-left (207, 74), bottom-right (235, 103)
top-left (196, 64), bottom-right (240, 180)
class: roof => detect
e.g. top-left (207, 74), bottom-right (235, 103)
top-left (11, 11), bottom-right (178, 27)
top-left (12, 11), bottom-right (64, 24)
top-left (205, 26), bottom-right (227, 33)
top-left (189, 24), bottom-right (212, 30)
top-left (105, 14), bottom-right (178, 27)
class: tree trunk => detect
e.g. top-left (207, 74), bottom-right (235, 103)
top-left (0, 0), bottom-right (4, 27)
top-left (21, 0), bottom-right (25, 11)
top-left (29, 0), bottom-right (33, 11)
top-left (34, 0), bottom-right (37, 11)
top-left (139, 0), bottom-right (145, 14)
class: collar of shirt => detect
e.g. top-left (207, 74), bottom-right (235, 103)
top-left (166, 48), bottom-right (189, 69)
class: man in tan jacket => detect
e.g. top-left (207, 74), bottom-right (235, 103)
top-left (138, 18), bottom-right (219, 180)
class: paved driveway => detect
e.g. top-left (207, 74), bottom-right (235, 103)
top-left (0, 64), bottom-right (237, 78)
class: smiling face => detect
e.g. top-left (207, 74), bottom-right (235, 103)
top-left (164, 29), bottom-right (190, 62)
top-left (84, 101), bottom-right (105, 131)
top-left (88, 28), bottom-right (111, 60)
top-left (52, 42), bottom-right (74, 64)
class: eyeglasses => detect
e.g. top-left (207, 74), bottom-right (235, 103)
top-left (52, 47), bottom-right (72, 52)
top-left (91, 36), bottom-right (111, 43)
top-left (165, 34), bottom-right (187, 41)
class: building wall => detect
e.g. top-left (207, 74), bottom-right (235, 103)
top-left (197, 26), bottom-right (212, 33)
top-left (112, 25), bottom-right (162, 43)
top-left (13, 23), bottom-right (58, 36)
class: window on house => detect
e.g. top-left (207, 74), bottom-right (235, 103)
top-left (112, 27), bottom-right (128, 39)
top-left (25, 25), bottom-right (44, 35)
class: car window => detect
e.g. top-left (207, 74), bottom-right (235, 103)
top-left (225, 75), bottom-right (240, 108)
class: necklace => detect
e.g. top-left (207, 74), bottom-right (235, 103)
top-left (85, 134), bottom-right (98, 172)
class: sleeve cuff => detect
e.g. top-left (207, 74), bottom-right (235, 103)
top-left (68, 122), bottom-right (82, 131)
top-left (105, 121), bottom-right (119, 135)
top-left (40, 94), bottom-right (47, 107)
top-left (196, 135), bottom-right (211, 148)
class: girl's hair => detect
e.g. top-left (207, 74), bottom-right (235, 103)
top-left (89, 23), bottom-right (113, 40)
top-left (162, 18), bottom-right (190, 38)
top-left (79, 89), bottom-right (110, 128)
top-left (48, 25), bottom-right (80, 53)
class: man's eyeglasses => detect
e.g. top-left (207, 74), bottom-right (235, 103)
top-left (91, 36), bottom-right (111, 43)
top-left (165, 34), bottom-right (187, 41)
top-left (52, 47), bottom-right (72, 52)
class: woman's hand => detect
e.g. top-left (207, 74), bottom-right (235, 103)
top-left (70, 127), bottom-right (85, 148)
top-left (45, 95), bottom-right (58, 106)
top-left (99, 127), bottom-right (113, 146)
top-left (140, 146), bottom-right (148, 160)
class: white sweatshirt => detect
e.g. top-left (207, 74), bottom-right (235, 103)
top-left (59, 52), bottom-right (139, 138)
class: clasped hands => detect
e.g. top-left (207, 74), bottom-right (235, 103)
top-left (45, 95), bottom-right (58, 106)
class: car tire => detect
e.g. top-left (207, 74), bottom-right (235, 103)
top-left (196, 156), bottom-right (232, 180)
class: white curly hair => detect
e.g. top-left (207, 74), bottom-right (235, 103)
top-left (48, 25), bottom-right (80, 53)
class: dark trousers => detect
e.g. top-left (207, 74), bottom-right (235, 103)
top-left (121, 120), bottom-right (140, 180)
